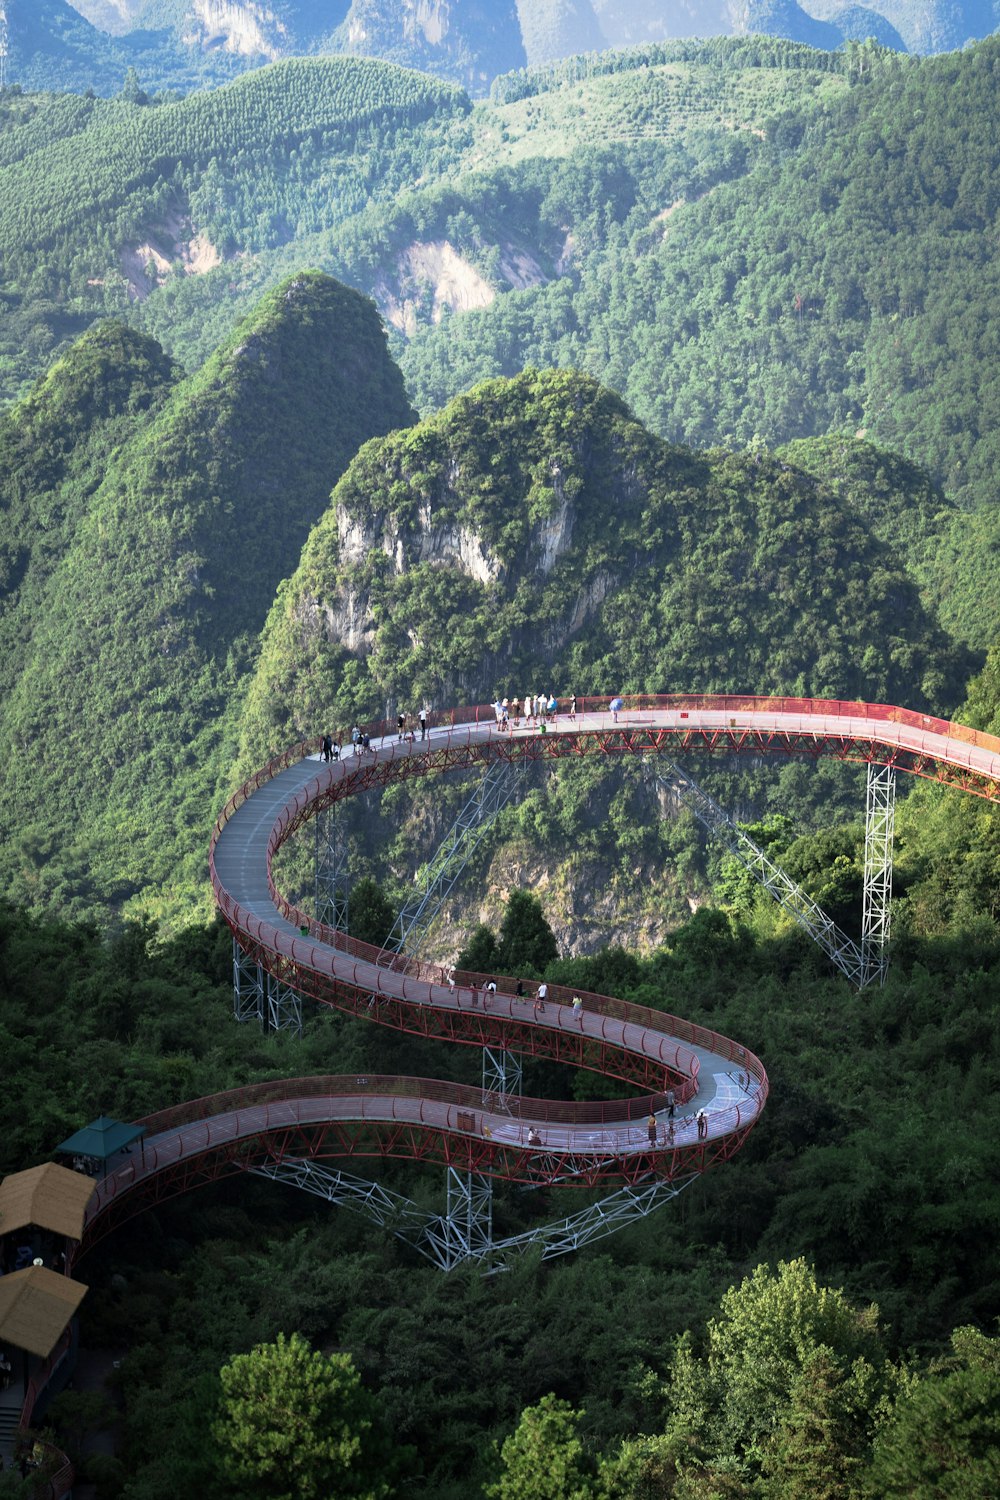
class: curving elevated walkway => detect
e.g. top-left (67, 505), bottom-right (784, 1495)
top-left (81, 695), bottom-right (1000, 1245)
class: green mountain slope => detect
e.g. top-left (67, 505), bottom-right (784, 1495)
top-left (2, 0), bottom-right (250, 94)
top-left (0, 54), bottom-right (468, 403)
top-left (778, 436), bottom-right (1000, 652)
top-left (8, 37), bottom-right (1000, 529)
top-left (0, 271), bottom-right (414, 922)
top-left (399, 37), bottom-right (1000, 520)
top-left (237, 368), bottom-right (971, 952)
top-left (0, 321), bottom-right (179, 696)
top-left (238, 368), bottom-right (966, 764)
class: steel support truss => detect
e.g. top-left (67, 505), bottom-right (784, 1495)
top-left (314, 803), bottom-right (350, 931)
top-left (861, 760), bottom-right (895, 986)
top-left (482, 1047), bottom-right (523, 1110)
top-left (655, 759), bottom-right (893, 989)
top-left (267, 971), bottom-right (303, 1036)
top-left (250, 1155), bottom-right (700, 1272)
top-left (233, 941), bottom-right (303, 1034)
top-left (233, 939), bottom-right (264, 1025)
top-left (379, 751), bottom-right (528, 961)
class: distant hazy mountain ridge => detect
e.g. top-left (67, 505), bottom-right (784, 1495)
top-left (45, 0), bottom-right (1000, 93)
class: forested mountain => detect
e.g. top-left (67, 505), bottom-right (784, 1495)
top-left (240, 368), bottom-right (965, 769)
top-left (57, 0), bottom-right (1000, 80)
top-left (0, 271), bottom-right (414, 921)
top-left (0, 0), bottom-right (255, 94)
top-left (0, 52), bottom-right (468, 401)
top-left (6, 36), bottom-right (1000, 553)
top-left (0, 321), bottom-right (179, 697)
top-left (397, 38), bottom-right (1000, 540)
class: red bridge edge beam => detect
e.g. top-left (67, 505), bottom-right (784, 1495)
top-left (80, 1085), bottom-right (758, 1255)
top-left (210, 739), bottom-right (769, 1123)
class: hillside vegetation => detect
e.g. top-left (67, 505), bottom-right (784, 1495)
top-left (400, 38), bottom-right (1000, 535)
top-left (241, 368), bottom-right (965, 766)
top-left (6, 36), bottom-right (1000, 552)
top-left (0, 271), bottom-right (414, 922)
top-left (0, 54), bottom-right (468, 400)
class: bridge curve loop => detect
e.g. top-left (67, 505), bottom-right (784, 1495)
top-left (90, 695), bottom-right (1000, 1242)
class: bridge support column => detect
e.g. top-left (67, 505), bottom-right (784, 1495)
top-left (861, 761), bottom-right (895, 988)
top-left (233, 940), bottom-right (264, 1026)
top-left (266, 972), bottom-right (303, 1036)
top-left (315, 805), bottom-right (349, 931)
top-left (380, 753), bottom-right (527, 961)
top-left (483, 1047), bottom-right (522, 1113)
top-left (426, 1168), bottom-right (494, 1270)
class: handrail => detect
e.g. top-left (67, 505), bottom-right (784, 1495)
top-left (206, 708), bottom-right (791, 1155)
top-left (206, 692), bottom-right (1000, 1171)
top-left (18, 1329), bottom-right (74, 1498)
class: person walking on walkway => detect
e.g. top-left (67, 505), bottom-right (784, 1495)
top-left (419, 708), bottom-right (427, 741)
top-left (697, 1109), bottom-right (708, 1140)
top-left (321, 733), bottom-right (333, 762)
top-left (572, 996), bottom-right (584, 1024)
top-left (536, 981), bottom-right (548, 1012)
top-left (647, 1113), bottom-right (658, 1147)
top-left (397, 712), bottom-right (406, 741)
top-left (666, 1088), bottom-right (676, 1119)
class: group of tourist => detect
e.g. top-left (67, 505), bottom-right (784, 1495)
top-left (317, 694), bottom-right (637, 761)
top-left (490, 693), bottom-right (578, 729)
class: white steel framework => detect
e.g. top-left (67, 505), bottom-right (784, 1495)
top-left (861, 761), bottom-right (895, 986)
top-left (266, 971), bottom-right (303, 1036)
top-left (655, 759), bottom-right (893, 989)
top-left (482, 1047), bottom-right (523, 1110)
top-left (232, 939), bottom-right (265, 1025)
top-left (314, 804), bottom-right (350, 931)
top-left (232, 940), bottom-right (302, 1033)
top-left (252, 1156), bottom-right (700, 1272)
top-left (379, 752), bottom-right (528, 962)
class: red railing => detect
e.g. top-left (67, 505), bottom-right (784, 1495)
top-left (207, 704), bottom-right (783, 1151)
top-left (18, 1329), bottom-right (74, 1498)
top-left (134, 1073), bottom-right (712, 1139)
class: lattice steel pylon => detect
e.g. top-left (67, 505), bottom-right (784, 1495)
top-left (315, 803), bottom-right (350, 931)
top-left (252, 1155), bottom-right (700, 1273)
top-left (380, 751), bottom-right (528, 961)
top-left (266, 971), bottom-right (303, 1036)
top-left (377, 752), bottom-right (529, 1259)
top-left (482, 1047), bottom-right (523, 1110)
top-left (233, 940), bottom-right (264, 1026)
top-left (654, 758), bottom-right (893, 989)
top-left (861, 761), bottom-right (895, 987)
top-left (232, 943), bottom-right (302, 1034)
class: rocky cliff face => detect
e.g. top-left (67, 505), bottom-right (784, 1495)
top-left (338, 0), bottom-right (525, 91)
top-left (180, 0), bottom-right (287, 56)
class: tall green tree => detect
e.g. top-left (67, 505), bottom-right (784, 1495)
top-left (866, 1329), bottom-right (1000, 1499)
top-left (496, 889), bottom-right (559, 975)
top-left (347, 876), bottom-right (397, 948)
top-left (487, 1393), bottom-right (605, 1500)
top-left (213, 1332), bottom-right (392, 1500)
